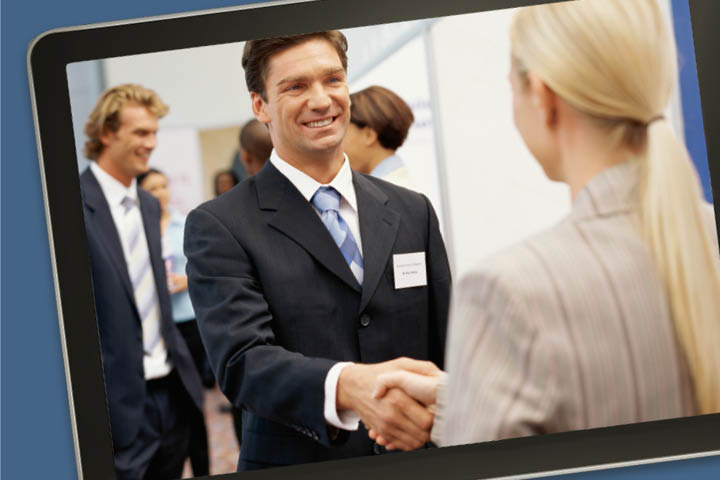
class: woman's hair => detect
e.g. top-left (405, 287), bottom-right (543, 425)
top-left (349, 85), bottom-right (414, 151)
top-left (136, 168), bottom-right (165, 188)
top-left (511, 0), bottom-right (720, 414)
top-left (84, 84), bottom-right (168, 160)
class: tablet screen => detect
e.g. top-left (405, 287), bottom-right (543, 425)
top-left (31, 0), bottom-right (720, 478)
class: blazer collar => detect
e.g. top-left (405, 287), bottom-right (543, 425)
top-left (268, 150), bottom-right (358, 211)
top-left (255, 163), bottom-right (401, 309)
top-left (81, 168), bottom-right (163, 324)
top-left (353, 173), bottom-right (400, 312)
top-left (571, 160), bottom-right (640, 222)
top-left (256, 162), bottom-right (361, 292)
top-left (80, 168), bottom-right (136, 305)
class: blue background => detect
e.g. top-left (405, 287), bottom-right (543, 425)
top-left (1, 0), bottom-right (718, 478)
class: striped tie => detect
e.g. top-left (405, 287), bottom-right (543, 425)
top-left (121, 196), bottom-right (162, 355)
top-left (311, 186), bottom-right (364, 286)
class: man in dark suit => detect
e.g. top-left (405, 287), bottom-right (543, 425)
top-left (184, 31), bottom-right (451, 471)
top-left (79, 84), bottom-right (204, 480)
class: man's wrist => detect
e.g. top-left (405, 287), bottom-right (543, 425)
top-left (336, 362), bottom-right (361, 411)
top-left (325, 362), bottom-right (360, 431)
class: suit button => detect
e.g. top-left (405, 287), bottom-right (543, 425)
top-left (373, 443), bottom-right (382, 454)
top-left (360, 314), bottom-right (371, 327)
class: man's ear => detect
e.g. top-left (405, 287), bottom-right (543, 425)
top-left (527, 72), bottom-right (558, 127)
top-left (251, 92), bottom-right (271, 124)
top-left (99, 126), bottom-right (116, 147)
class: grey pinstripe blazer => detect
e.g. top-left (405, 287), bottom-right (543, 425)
top-left (432, 161), bottom-right (716, 447)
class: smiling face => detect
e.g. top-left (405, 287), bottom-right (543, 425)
top-left (251, 38), bottom-right (350, 167)
top-left (98, 103), bottom-right (159, 186)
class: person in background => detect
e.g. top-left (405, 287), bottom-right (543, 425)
top-left (370, 0), bottom-right (720, 449)
top-left (343, 85), bottom-right (416, 190)
top-left (239, 118), bottom-right (274, 176)
top-left (214, 169), bottom-right (240, 196)
top-left (79, 83), bottom-right (203, 480)
top-left (137, 167), bottom-right (212, 477)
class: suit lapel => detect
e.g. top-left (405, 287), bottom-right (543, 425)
top-left (257, 163), bottom-right (361, 292)
top-left (353, 173), bottom-right (400, 312)
top-left (80, 169), bottom-right (136, 306)
top-left (138, 190), bottom-right (166, 319)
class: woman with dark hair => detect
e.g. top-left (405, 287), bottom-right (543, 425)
top-left (344, 85), bottom-right (416, 189)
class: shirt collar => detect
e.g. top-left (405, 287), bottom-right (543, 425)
top-left (269, 149), bottom-right (358, 212)
top-left (90, 161), bottom-right (138, 208)
top-left (571, 160), bottom-right (640, 221)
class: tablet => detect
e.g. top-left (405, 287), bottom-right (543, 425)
top-left (28, 0), bottom-right (720, 478)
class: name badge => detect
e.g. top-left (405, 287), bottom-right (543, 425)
top-left (393, 252), bottom-right (427, 289)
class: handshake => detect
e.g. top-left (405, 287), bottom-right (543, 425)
top-left (336, 357), bottom-right (446, 451)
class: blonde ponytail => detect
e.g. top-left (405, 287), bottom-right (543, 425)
top-left (511, 0), bottom-right (720, 414)
top-left (640, 118), bottom-right (720, 413)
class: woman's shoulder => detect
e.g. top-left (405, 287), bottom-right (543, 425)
top-left (471, 220), bottom-right (577, 279)
top-left (456, 217), bottom-right (606, 317)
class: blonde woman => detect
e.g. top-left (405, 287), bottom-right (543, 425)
top-left (370, 0), bottom-right (720, 448)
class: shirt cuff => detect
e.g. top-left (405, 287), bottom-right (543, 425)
top-left (324, 362), bottom-right (360, 431)
top-left (430, 372), bottom-right (449, 446)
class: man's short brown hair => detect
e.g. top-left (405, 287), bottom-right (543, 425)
top-left (83, 84), bottom-right (168, 160)
top-left (349, 85), bottom-right (414, 151)
top-left (242, 31), bottom-right (348, 101)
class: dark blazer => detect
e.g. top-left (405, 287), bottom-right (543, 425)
top-left (184, 161), bottom-right (451, 469)
top-left (80, 168), bottom-right (203, 449)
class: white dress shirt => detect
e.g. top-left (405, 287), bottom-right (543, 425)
top-left (89, 162), bottom-right (171, 380)
top-left (269, 150), bottom-right (361, 431)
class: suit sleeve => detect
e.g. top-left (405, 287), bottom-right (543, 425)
top-left (431, 269), bottom-right (558, 446)
top-left (423, 194), bottom-right (452, 370)
top-left (184, 206), bottom-right (339, 446)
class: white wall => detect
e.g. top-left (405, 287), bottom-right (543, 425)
top-left (102, 42), bottom-right (252, 129)
top-left (428, 8), bottom-right (571, 279)
top-left (150, 128), bottom-right (206, 215)
top-left (348, 33), bottom-right (445, 233)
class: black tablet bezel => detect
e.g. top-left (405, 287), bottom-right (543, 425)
top-left (27, 0), bottom-right (720, 478)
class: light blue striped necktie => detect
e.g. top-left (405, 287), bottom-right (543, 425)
top-left (121, 196), bottom-right (162, 355)
top-left (311, 186), bottom-right (364, 286)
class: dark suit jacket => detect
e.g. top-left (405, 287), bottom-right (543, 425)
top-left (184, 161), bottom-right (451, 468)
top-left (80, 168), bottom-right (203, 449)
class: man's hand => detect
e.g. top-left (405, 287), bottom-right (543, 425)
top-left (336, 357), bottom-right (440, 451)
top-left (367, 368), bottom-right (445, 449)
